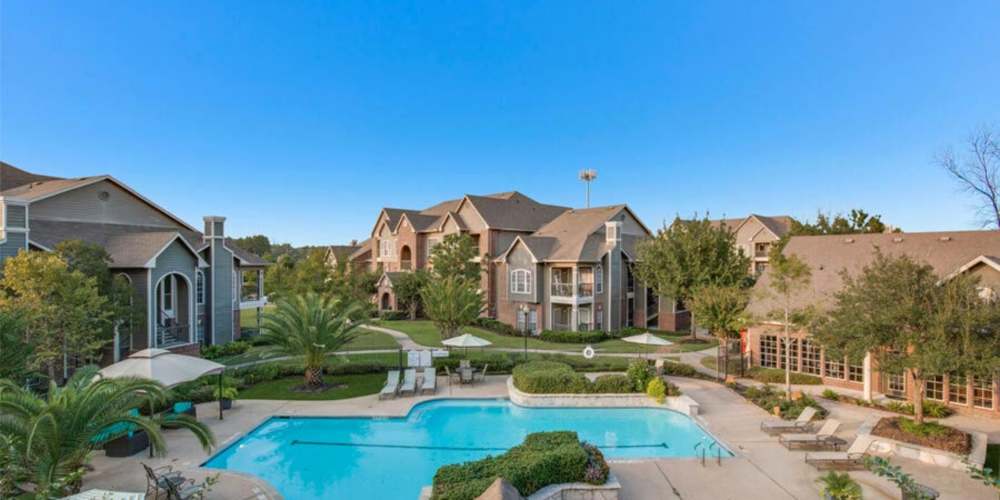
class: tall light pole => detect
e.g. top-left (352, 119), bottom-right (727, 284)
top-left (579, 169), bottom-right (597, 208)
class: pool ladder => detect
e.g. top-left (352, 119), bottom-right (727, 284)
top-left (693, 441), bottom-right (722, 467)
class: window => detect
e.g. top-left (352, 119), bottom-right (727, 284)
top-left (925, 375), bottom-right (944, 401)
top-left (754, 262), bottom-right (768, 275)
top-left (779, 337), bottom-right (798, 371)
top-left (196, 270), bottom-right (205, 305)
top-left (801, 339), bottom-right (821, 375)
top-left (848, 361), bottom-right (864, 383)
top-left (948, 374), bottom-right (967, 405)
top-left (379, 239), bottom-right (394, 258)
top-left (162, 275), bottom-right (174, 311)
top-left (510, 269), bottom-right (532, 294)
top-left (516, 310), bottom-right (526, 331)
top-left (973, 376), bottom-right (994, 410)
top-left (232, 270), bottom-right (239, 305)
top-left (595, 305), bottom-right (602, 330)
top-left (528, 310), bottom-right (537, 333)
top-left (824, 356), bottom-right (845, 380)
top-left (595, 264), bottom-right (603, 294)
top-left (760, 335), bottom-right (778, 368)
top-left (578, 306), bottom-right (593, 331)
top-left (886, 372), bottom-right (906, 398)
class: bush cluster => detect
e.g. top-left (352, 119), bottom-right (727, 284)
top-left (823, 389), bottom-right (954, 418)
top-left (377, 310), bottom-right (408, 321)
top-left (659, 361), bottom-right (700, 378)
top-left (473, 317), bottom-right (519, 336)
top-left (748, 367), bottom-right (823, 385)
top-left (200, 340), bottom-right (251, 360)
top-left (738, 384), bottom-right (828, 420)
top-left (539, 330), bottom-right (608, 344)
top-left (512, 361), bottom-right (592, 394)
top-left (591, 374), bottom-right (635, 393)
top-left (431, 432), bottom-right (608, 500)
top-left (626, 360), bottom-right (654, 391)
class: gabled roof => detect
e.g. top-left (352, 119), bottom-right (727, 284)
top-left (498, 205), bottom-right (646, 263)
top-left (461, 192), bottom-right (569, 232)
top-left (710, 214), bottom-right (793, 238)
top-left (396, 212), bottom-right (440, 232)
top-left (748, 230), bottom-right (1000, 316)
top-left (349, 239), bottom-right (372, 260)
top-left (0, 162), bottom-right (60, 191)
top-left (327, 244), bottom-right (362, 262)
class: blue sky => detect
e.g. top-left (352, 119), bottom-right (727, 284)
top-left (3, 1), bottom-right (998, 245)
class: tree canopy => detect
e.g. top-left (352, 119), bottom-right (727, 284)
top-left (429, 233), bottom-right (481, 283)
top-left (790, 209), bottom-right (892, 236)
top-left (421, 275), bottom-right (485, 338)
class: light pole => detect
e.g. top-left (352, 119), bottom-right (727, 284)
top-left (579, 169), bottom-right (597, 208)
top-left (519, 304), bottom-right (530, 362)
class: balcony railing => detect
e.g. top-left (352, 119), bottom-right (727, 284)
top-left (577, 322), bottom-right (594, 332)
top-left (551, 283), bottom-right (573, 297)
top-left (156, 324), bottom-right (190, 347)
top-left (552, 321), bottom-right (572, 331)
top-left (577, 282), bottom-right (594, 297)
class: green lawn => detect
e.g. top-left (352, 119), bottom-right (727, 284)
top-left (217, 327), bottom-right (399, 365)
top-left (238, 373), bottom-right (385, 400)
top-left (380, 320), bottom-right (716, 354)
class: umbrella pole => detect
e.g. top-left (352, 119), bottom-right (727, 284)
top-left (218, 371), bottom-right (224, 420)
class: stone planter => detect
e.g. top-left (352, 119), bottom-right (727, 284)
top-left (851, 417), bottom-right (988, 471)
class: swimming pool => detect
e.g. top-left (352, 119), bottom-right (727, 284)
top-left (204, 399), bottom-right (730, 500)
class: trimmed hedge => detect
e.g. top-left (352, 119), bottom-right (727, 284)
top-left (201, 340), bottom-right (251, 360)
top-left (378, 310), bottom-right (408, 321)
top-left (432, 431), bottom-right (608, 500)
top-left (512, 361), bottom-right (592, 394)
top-left (591, 374), bottom-right (635, 393)
top-left (539, 330), bottom-right (608, 344)
top-left (473, 317), bottom-right (519, 336)
top-left (748, 367), bottom-right (822, 385)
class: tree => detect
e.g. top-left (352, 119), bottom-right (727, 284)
top-left (813, 252), bottom-right (998, 423)
top-left (327, 259), bottom-right (379, 315)
top-left (393, 270), bottom-right (430, 320)
top-left (231, 234), bottom-right (272, 260)
top-left (260, 293), bottom-right (365, 388)
top-left (633, 216), bottom-right (750, 339)
top-left (765, 249), bottom-right (812, 399)
top-left (421, 276), bottom-right (485, 338)
top-left (0, 311), bottom-right (31, 382)
top-left (689, 284), bottom-right (749, 380)
top-left (938, 125), bottom-right (1000, 228)
top-left (264, 254), bottom-right (296, 300)
top-left (0, 252), bottom-right (112, 382)
top-left (429, 233), bottom-right (481, 283)
top-left (790, 209), bottom-right (891, 236)
top-left (0, 366), bottom-right (214, 497)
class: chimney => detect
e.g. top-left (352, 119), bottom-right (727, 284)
top-left (605, 221), bottom-right (622, 246)
top-left (204, 216), bottom-right (226, 239)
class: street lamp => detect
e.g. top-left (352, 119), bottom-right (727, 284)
top-left (519, 304), bottom-right (531, 362)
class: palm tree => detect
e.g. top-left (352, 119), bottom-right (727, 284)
top-left (260, 292), bottom-right (365, 388)
top-left (0, 366), bottom-right (214, 497)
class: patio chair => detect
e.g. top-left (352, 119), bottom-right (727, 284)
top-left (460, 359), bottom-right (471, 369)
top-left (164, 401), bottom-right (196, 421)
top-left (142, 462), bottom-right (185, 500)
top-left (420, 367), bottom-right (436, 395)
top-left (379, 370), bottom-right (400, 400)
top-left (460, 367), bottom-right (474, 385)
top-left (760, 407), bottom-right (818, 435)
top-left (476, 364), bottom-right (489, 384)
top-left (779, 419), bottom-right (842, 450)
top-left (163, 476), bottom-right (204, 500)
top-left (400, 368), bottom-right (417, 396)
top-left (804, 451), bottom-right (867, 470)
top-left (443, 365), bottom-right (459, 384)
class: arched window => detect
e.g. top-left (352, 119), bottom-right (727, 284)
top-left (196, 270), bottom-right (205, 305)
top-left (510, 269), bottom-right (532, 294)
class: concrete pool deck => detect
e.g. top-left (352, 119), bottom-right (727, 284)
top-left (83, 374), bottom-right (997, 499)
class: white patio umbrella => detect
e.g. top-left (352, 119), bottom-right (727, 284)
top-left (442, 333), bottom-right (492, 355)
top-left (98, 348), bottom-right (227, 419)
top-left (622, 333), bottom-right (673, 358)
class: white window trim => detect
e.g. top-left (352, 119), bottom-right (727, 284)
top-left (510, 268), bottom-right (532, 294)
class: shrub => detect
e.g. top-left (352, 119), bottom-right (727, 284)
top-left (201, 340), bottom-right (251, 360)
top-left (646, 378), bottom-right (666, 403)
top-left (591, 374), bottom-right (634, 393)
top-left (432, 431), bottom-right (605, 500)
top-left (626, 360), bottom-right (654, 392)
top-left (378, 310), bottom-right (408, 321)
top-left (474, 318), bottom-right (519, 336)
top-left (539, 330), bottom-right (608, 344)
top-left (239, 364), bottom-right (281, 385)
top-left (898, 418), bottom-right (951, 438)
top-left (923, 400), bottom-right (954, 418)
top-left (883, 401), bottom-right (913, 415)
top-left (737, 383), bottom-right (828, 420)
top-left (821, 389), bottom-right (841, 400)
top-left (326, 363), bottom-right (386, 375)
top-left (660, 361), bottom-right (699, 378)
top-left (748, 367), bottom-right (822, 385)
top-left (512, 361), bottom-right (591, 394)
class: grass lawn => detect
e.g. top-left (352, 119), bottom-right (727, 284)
top-left (380, 320), bottom-right (717, 354)
top-left (238, 373), bottom-right (385, 400)
top-left (217, 327), bottom-right (399, 365)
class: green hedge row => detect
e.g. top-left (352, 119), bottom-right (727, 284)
top-left (200, 340), bottom-right (252, 360)
top-left (748, 367), bottom-right (823, 385)
top-left (511, 360), bottom-right (679, 396)
top-left (432, 431), bottom-right (608, 500)
top-left (539, 330), bottom-right (609, 344)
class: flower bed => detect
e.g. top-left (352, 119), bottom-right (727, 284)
top-left (871, 417), bottom-right (971, 455)
top-left (819, 389), bottom-right (954, 418)
top-left (431, 431), bottom-right (609, 500)
top-left (730, 383), bottom-right (828, 420)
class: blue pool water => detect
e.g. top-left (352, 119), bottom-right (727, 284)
top-left (204, 399), bottom-right (730, 500)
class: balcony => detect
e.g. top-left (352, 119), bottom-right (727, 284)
top-left (156, 324), bottom-right (190, 348)
top-left (551, 282), bottom-right (573, 297)
top-left (577, 282), bottom-right (594, 297)
top-left (754, 244), bottom-right (770, 258)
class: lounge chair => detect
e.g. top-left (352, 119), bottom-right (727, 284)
top-left (804, 451), bottom-right (867, 470)
top-left (164, 402), bottom-right (196, 421)
top-left (142, 463), bottom-right (185, 500)
top-left (779, 419), bottom-right (842, 450)
top-left (97, 409), bottom-right (150, 457)
top-left (476, 364), bottom-right (489, 384)
top-left (379, 370), bottom-right (400, 400)
top-left (760, 407), bottom-right (818, 435)
top-left (400, 368), bottom-right (417, 396)
top-left (420, 368), bottom-right (436, 395)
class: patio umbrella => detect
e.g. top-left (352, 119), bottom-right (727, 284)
top-left (98, 348), bottom-right (227, 419)
top-left (442, 333), bottom-right (492, 356)
top-left (621, 333), bottom-right (672, 358)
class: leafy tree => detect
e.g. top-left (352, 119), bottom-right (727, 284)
top-left (393, 269), bottom-right (430, 320)
top-left (55, 240), bottom-right (141, 347)
top-left (790, 209), bottom-right (891, 236)
top-left (689, 284), bottom-right (749, 379)
top-left (764, 249), bottom-right (812, 399)
top-left (421, 276), bottom-right (485, 338)
top-left (327, 259), bottom-right (379, 315)
top-left (633, 216), bottom-right (750, 339)
top-left (0, 252), bottom-right (112, 382)
top-left (0, 366), bottom-right (214, 497)
top-left (937, 125), bottom-right (1000, 228)
top-left (264, 254), bottom-right (296, 300)
top-left (814, 252), bottom-right (999, 423)
top-left (429, 233), bottom-right (481, 283)
top-left (260, 293), bottom-right (365, 388)
top-left (231, 234), bottom-right (272, 260)
top-left (0, 311), bottom-right (31, 382)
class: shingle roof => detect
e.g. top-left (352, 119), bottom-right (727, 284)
top-left (509, 205), bottom-right (629, 262)
top-left (462, 193), bottom-right (569, 232)
top-left (709, 214), bottom-right (793, 237)
top-left (28, 219), bottom-right (204, 268)
top-left (748, 230), bottom-right (1000, 316)
top-left (349, 239), bottom-right (372, 260)
top-left (225, 238), bottom-right (268, 266)
top-left (0, 162), bottom-right (61, 191)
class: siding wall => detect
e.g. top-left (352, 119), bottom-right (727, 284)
top-left (149, 240), bottom-right (197, 346)
top-left (30, 179), bottom-right (178, 227)
top-left (0, 232), bottom-right (28, 266)
top-left (6, 205), bottom-right (27, 227)
top-left (210, 241), bottom-right (235, 344)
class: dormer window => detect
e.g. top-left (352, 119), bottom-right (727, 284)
top-left (510, 269), bottom-right (532, 294)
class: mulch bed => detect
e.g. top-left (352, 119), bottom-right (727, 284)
top-left (291, 383), bottom-right (348, 394)
top-left (871, 417), bottom-right (971, 455)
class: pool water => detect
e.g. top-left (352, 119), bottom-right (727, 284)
top-left (204, 399), bottom-right (730, 500)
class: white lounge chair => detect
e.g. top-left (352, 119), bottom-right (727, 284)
top-left (804, 451), bottom-right (867, 470)
top-left (779, 419), bottom-right (842, 450)
top-left (379, 370), bottom-right (400, 400)
top-left (420, 368), bottom-right (436, 395)
top-left (400, 368), bottom-right (417, 396)
top-left (760, 407), bottom-right (818, 435)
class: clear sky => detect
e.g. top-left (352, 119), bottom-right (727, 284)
top-left (3, 1), bottom-right (998, 245)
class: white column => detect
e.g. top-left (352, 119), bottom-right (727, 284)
top-left (863, 352), bottom-right (873, 402)
top-left (571, 305), bottom-right (578, 332)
